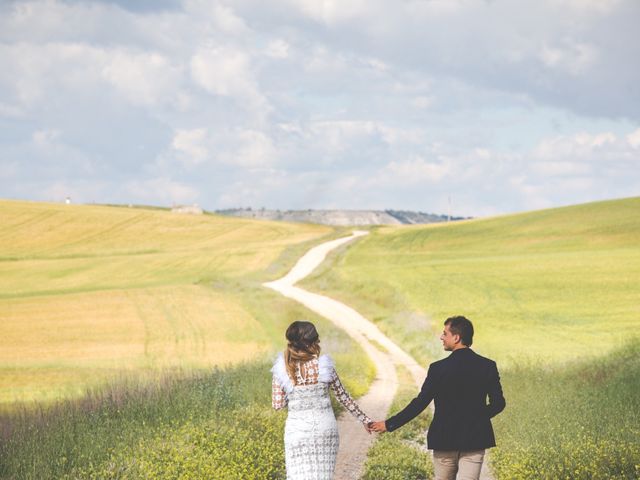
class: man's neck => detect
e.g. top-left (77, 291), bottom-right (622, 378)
top-left (451, 344), bottom-right (468, 351)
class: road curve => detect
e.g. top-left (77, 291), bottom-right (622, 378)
top-left (264, 231), bottom-right (494, 480)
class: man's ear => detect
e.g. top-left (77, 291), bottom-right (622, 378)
top-left (453, 333), bottom-right (461, 344)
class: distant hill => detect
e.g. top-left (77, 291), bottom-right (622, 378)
top-left (215, 208), bottom-right (468, 226)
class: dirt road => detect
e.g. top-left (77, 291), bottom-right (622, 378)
top-left (264, 231), bottom-right (494, 479)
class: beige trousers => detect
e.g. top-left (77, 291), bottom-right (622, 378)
top-left (433, 449), bottom-right (485, 480)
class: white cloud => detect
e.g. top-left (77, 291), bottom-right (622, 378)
top-left (626, 128), bottom-right (640, 148)
top-left (234, 129), bottom-right (277, 167)
top-left (210, 3), bottom-right (249, 34)
top-left (378, 126), bottom-right (424, 146)
top-left (0, 0), bottom-right (638, 216)
top-left (190, 46), bottom-right (251, 96)
top-left (125, 177), bottom-right (200, 205)
top-left (265, 39), bottom-right (290, 59)
top-left (278, 122), bottom-right (304, 135)
top-left (548, 0), bottom-right (622, 14)
top-left (32, 128), bottom-right (61, 148)
top-left (190, 45), bottom-right (268, 113)
top-left (171, 128), bottom-right (208, 165)
top-left (304, 45), bottom-right (348, 73)
top-left (0, 41), bottom-right (183, 110)
top-left (534, 132), bottom-right (617, 159)
top-left (28, 127), bottom-right (95, 174)
top-left (303, 120), bottom-right (422, 157)
top-left (0, 0), bottom-right (124, 43)
top-left (412, 96), bottom-right (434, 109)
top-left (216, 172), bottom-right (289, 208)
top-left (539, 41), bottom-right (598, 75)
top-left (286, 0), bottom-right (369, 25)
top-left (0, 102), bottom-right (25, 118)
top-left (309, 120), bottom-right (376, 152)
top-left (365, 57), bottom-right (389, 72)
top-left (165, 127), bottom-right (278, 168)
top-left (380, 156), bottom-right (450, 184)
top-left (101, 50), bottom-right (181, 107)
top-left (532, 161), bottom-right (591, 176)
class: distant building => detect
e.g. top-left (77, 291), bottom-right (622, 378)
top-left (171, 204), bottom-right (203, 215)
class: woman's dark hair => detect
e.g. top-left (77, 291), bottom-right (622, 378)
top-left (284, 321), bottom-right (320, 384)
top-left (444, 315), bottom-right (474, 346)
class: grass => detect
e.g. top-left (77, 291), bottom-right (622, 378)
top-left (363, 364), bottom-right (433, 480)
top-left (303, 197), bottom-right (640, 366)
top-left (0, 200), bottom-right (331, 297)
top-left (303, 197), bottom-right (640, 478)
top-left (0, 199), bottom-right (376, 478)
top-left (0, 295), bottom-right (374, 479)
top-left (0, 199), bottom-right (342, 404)
top-left (0, 361), bottom-right (285, 479)
top-left (0, 322), bottom-right (374, 479)
top-left (491, 343), bottom-right (640, 479)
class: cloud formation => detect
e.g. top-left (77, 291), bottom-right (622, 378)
top-left (0, 0), bottom-right (638, 216)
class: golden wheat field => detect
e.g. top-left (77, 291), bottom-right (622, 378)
top-left (0, 199), bottom-right (334, 404)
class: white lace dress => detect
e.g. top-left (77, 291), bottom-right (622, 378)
top-left (271, 354), bottom-right (371, 480)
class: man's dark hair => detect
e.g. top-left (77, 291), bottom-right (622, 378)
top-left (444, 316), bottom-right (474, 346)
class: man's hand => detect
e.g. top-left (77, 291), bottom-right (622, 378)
top-left (368, 421), bottom-right (387, 433)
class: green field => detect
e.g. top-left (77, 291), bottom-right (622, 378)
top-left (0, 199), bottom-right (371, 404)
top-left (0, 199), bottom-right (376, 479)
top-left (3, 197), bottom-right (639, 478)
top-left (304, 197), bottom-right (640, 365)
top-left (304, 197), bottom-right (640, 479)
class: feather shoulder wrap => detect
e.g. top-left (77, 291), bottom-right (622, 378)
top-left (271, 353), bottom-right (336, 394)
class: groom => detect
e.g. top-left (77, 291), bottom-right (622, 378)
top-left (369, 316), bottom-right (505, 480)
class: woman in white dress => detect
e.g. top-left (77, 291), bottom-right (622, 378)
top-left (271, 320), bottom-right (372, 480)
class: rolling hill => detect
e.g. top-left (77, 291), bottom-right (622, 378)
top-left (302, 196), bottom-right (640, 479)
top-left (0, 200), bottom-right (369, 404)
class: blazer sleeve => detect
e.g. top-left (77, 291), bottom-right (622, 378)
top-left (385, 363), bottom-right (438, 432)
top-left (485, 361), bottom-right (506, 418)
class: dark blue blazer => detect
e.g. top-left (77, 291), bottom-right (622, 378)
top-left (385, 348), bottom-right (505, 451)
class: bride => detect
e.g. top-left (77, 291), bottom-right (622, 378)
top-left (271, 320), bottom-right (372, 479)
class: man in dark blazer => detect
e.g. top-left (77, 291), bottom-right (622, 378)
top-left (369, 316), bottom-right (505, 480)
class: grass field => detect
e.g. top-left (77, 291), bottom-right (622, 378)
top-left (0, 199), bottom-right (376, 479)
top-left (304, 197), bottom-right (640, 366)
top-left (491, 343), bottom-right (639, 479)
top-left (304, 196), bottom-right (640, 478)
top-left (0, 320), bottom-right (375, 480)
top-left (1, 361), bottom-right (286, 479)
top-left (0, 199), bottom-right (352, 404)
top-left (3, 197), bottom-right (638, 478)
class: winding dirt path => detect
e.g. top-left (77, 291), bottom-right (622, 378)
top-left (264, 231), bottom-right (494, 480)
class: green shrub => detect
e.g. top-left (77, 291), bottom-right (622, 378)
top-left (0, 362), bottom-right (280, 479)
top-left (65, 407), bottom-right (285, 480)
top-left (491, 343), bottom-right (640, 479)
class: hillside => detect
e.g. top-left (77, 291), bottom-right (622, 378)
top-left (303, 196), bottom-right (640, 365)
top-left (302, 196), bottom-right (640, 479)
top-left (0, 199), bottom-right (378, 480)
top-left (0, 200), bottom-right (373, 404)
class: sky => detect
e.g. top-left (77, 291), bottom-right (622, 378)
top-left (0, 0), bottom-right (639, 217)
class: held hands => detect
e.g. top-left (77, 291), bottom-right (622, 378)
top-left (367, 421), bottom-right (387, 433)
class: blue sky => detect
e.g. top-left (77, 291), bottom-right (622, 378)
top-left (1, 0), bottom-right (638, 216)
